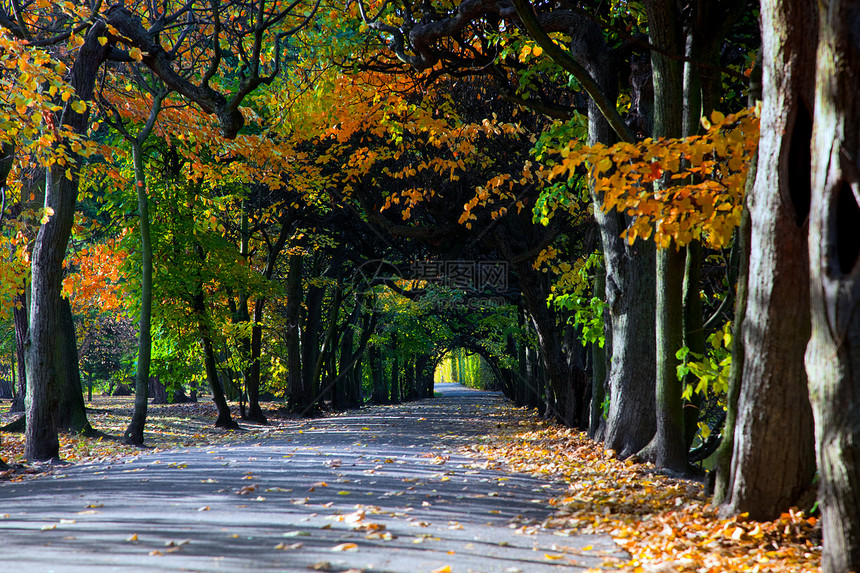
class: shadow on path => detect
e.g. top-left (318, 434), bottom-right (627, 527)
top-left (0, 384), bottom-right (624, 572)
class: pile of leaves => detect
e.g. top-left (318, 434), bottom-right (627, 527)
top-left (470, 408), bottom-right (821, 573)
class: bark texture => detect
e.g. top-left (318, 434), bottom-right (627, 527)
top-left (570, 10), bottom-right (657, 456)
top-left (720, 0), bottom-right (817, 519)
top-left (55, 297), bottom-right (93, 435)
top-left (636, 0), bottom-right (688, 472)
top-left (806, 1), bottom-right (860, 570)
top-left (25, 23), bottom-right (109, 460)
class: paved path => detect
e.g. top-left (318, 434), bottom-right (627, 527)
top-left (0, 384), bottom-right (622, 572)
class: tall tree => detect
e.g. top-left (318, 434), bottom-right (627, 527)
top-left (0, 0), bottom-right (318, 457)
top-left (806, 0), bottom-right (860, 570)
top-left (715, 0), bottom-right (817, 519)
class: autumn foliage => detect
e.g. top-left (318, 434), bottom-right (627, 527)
top-left (550, 108), bottom-right (760, 249)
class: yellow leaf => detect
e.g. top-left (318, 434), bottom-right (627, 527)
top-left (430, 567), bottom-right (452, 573)
top-left (97, 36), bottom-right (107, 46)
top-left (711, 110), bottom-right (726, 125)
top-left (532, 45), bottom-right (543, 57)
top-left (595, 157), bottom-right (613, 174)
top-left (330, 542), bottom-right (358, 552)
top-left (544, 553), bottom-right (564, 560)
top-left (71, 100), bottom-right (86, 114)
top-left (129, 47), bottom-right (143, 62)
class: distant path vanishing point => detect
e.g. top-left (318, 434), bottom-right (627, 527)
top-left (0, 383), bottom-right (624, 572)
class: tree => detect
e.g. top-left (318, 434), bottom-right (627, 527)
top-left (806, 0), bottom-right (860, 570)
top-left (0, 0), bottom-right (318, 457)
top-left (97, 81), bottom-right (170, 444)
top-left (715, 0), bottom-right (817, 519)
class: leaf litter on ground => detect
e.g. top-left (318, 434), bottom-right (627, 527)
top-left (1, 396), bottom-right (821, 572)
top-left (467, 405), bottom-right (821, 573)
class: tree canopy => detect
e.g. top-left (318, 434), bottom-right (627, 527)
top-left (0, 0), bottom-right (858, 570)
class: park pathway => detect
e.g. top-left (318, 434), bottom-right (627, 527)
top-left (0, 384), bottom-right (623, 572)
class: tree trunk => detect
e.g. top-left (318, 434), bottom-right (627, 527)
top-left (719, 0), bottom-right (817, 520)
top-left (416, 354), bottom-right (431, 399)
top-left (300, 281), bottom-right (324, 415)
top-left (404, 359), bottom-right (416, 401)
top-left (312, 285), bottom-right (342, 409)
top-left (55, 297), bottom-right (93, 434)
top-left (682, 241), bottom-right (706, 450)
top-left (390, 334), bottom-right (401, 404)
top-left (149, 375), bottom-right (168, 404)
top-left (712, 51), bottom-right (761, 502)
top-left (25, 23), bottom-right (110, 460)
top-left (588, 262), bottom-right (607, 440)
top-left (125, 138), bottom-right (153, 445)
top-left (11, 292), bottom-right (27, 413)
top-left (806, 1), bottom-right (860, 570)
top-left (370, 344), bottom-right (386, 404)
top-left (246, 215), bottom-right (290, 422)
top-left (335, 303), bottom-right (358, 410)
top-left (246, 297), bottom-right (268, 423)
top-left (639, 246), bottom-right (689, 472)
top-left (285, 253), bottom-right (304, 411)
top-left (199, 329), bottom-right (238, 429)
top-left (635, 0), bottom-right (688, 473)
top-left (572, 14), bottom-right (657, 454)
top-left (515, 260), bottom-right (583, 427)
top-left (679, 4), bottom-right (737, 453)
top-left (193, 291), bottom-right (238, 429)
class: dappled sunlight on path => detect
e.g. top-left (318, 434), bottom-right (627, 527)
top-left (0, 384), bottom-right (623, 572)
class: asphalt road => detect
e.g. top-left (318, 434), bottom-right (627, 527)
top-left (0, 383), bottom-right (623, 572)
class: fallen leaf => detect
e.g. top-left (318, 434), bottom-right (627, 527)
top-left (365, 531), bottom-right (394, 540)
top-left (331, 542), bottom-right (359, 552)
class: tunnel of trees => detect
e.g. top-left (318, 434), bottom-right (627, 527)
top-left (0, 0), bottom-right (858, 570)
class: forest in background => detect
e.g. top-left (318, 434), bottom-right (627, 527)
top-left (0, 0), bottom-right (858, 570)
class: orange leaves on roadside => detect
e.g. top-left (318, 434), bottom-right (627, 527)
top-left (472, 407), bottom-right (820, 573)
top-left (550, 108), bottom-right (760, 249)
